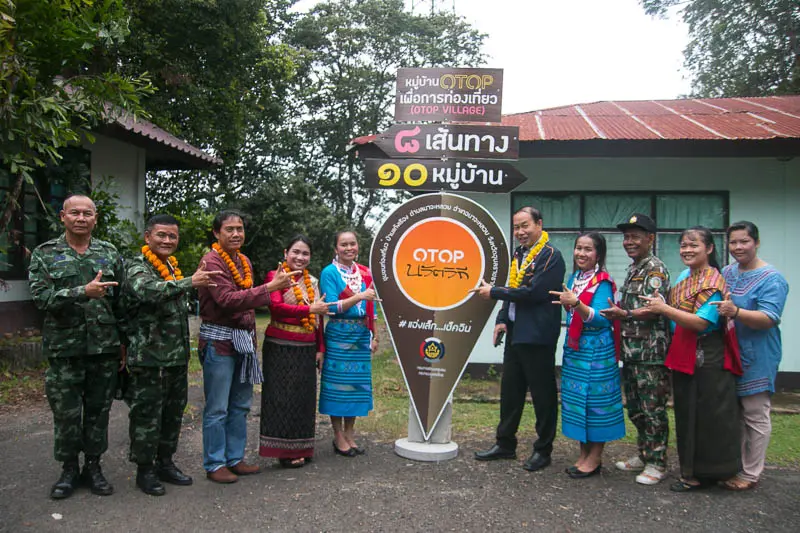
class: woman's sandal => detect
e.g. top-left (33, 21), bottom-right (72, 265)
top-left (721, 477), bottom-right (758, 491)
top-left (669, 478), bottom-right (706, 492)
top-left (279, 458), bottom-right (306, 469)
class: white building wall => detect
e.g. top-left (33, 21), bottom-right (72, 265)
top-left (86, 133), bottom-right (147, 229)
top-left (0, 135), bottom-right (146, 305)
top-left (466, 156), bottom-right (800, 373)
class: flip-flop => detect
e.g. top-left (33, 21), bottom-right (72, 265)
top-left (279, 458), bottom-right (306, 469)
top-left (670, 479), bottom-right (705, 492)
top-left (721, 478), bottom-right (758, 491)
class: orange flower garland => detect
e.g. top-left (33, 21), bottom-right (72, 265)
top-left (212, 242), bottom-right (253, 289)
top-left (283, 261), bottom-right (316, 331)
top-left (142, 245), bottom-right (183, 281)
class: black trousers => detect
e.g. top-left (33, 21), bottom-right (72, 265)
top-left (495, 340), bottom-right (558, 455)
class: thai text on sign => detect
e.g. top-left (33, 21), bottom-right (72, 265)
top-left (373, 124), bottom-right (519, 160)
top-left (394, 68), bottom-right (504, 123)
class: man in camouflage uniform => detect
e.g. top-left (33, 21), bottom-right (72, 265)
top-left (122, 214), bottom-right (221, 496)
top-left (600, 213), bottom-right (671, 485)
top-left (28, 194), bottom-right (125, 499)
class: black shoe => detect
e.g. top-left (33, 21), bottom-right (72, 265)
top-left (50, 460), bottom-right (80, 500)
top-left (157, 457), bottom-right (193, 486)
top-left (81, 456), bottom-right (114, 496)
top-left (522, 452), bottom-right (552, 472)
top-left (474, 445), bottom-right (517, 461)
top-left (136, 464), bottom-right (166, 496)
top-left (333, 441), bottom-right (357, 457)
top-left (567, 463), bottom-right (602, 479)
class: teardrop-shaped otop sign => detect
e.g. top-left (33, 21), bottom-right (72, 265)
top-left (370, 193), bottom-right (509, 439)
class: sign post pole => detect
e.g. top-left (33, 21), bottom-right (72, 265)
top-left (369, 193), bottom-right (509, 462)
top-left (363, 67), bottom-right (520, 462)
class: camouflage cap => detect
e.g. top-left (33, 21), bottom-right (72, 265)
top-left (617, 213), bottom-right (657, 233)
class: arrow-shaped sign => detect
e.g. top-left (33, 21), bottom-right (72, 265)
top-left (364, 159), bottom-right (527, 193)
top-left (373, 124), bottom-right (519, 160)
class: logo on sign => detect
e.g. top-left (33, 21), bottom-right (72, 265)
top-left (419, 337), bottom-right (446, 362)
top-left (393, 217), bottom-right (485, 311)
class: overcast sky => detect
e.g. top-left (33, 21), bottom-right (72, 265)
top-left (436, 0), bottom-right (692, 113)
top-left (294, 0), bottom-right (692, 114)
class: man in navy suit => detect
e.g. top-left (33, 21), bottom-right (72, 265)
top-left (472, 206), bottom-right (566, 471)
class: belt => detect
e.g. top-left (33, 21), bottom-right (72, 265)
top-left (269, 321), bottom-right (312, 334)
top-left (329, 317), bottom-right (366, 324)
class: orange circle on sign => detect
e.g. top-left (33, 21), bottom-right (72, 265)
top-left (393, 217), bottom-right (485, 310)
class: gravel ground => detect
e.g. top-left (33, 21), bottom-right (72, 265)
top-left (1, 386), bottom-right (798, 533)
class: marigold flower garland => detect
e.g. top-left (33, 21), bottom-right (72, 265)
top-left (283, 261), bottom-right (316, 331)
top-left (508, 231), bottom-right (549, 288)
top-left (212, 242), bottom-right (253, 289)
top-left (142, 245), bottom-right (183, 281)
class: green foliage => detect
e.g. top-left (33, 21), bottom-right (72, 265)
top-left (285, 0), bottom-right (487, 226)
top-left (120, 0), bottom-right (300, 210)
top-left (236, 174), bottom-right (370, 282)
top-left (641, 0), bottom-right (800, 96)
top-left (0, 0), bottom-right (152, 241)
top-left (170, 207), bottom-right (213, 276)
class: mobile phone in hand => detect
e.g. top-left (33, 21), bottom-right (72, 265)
top-left (494, 330), bottom-right (505, 347)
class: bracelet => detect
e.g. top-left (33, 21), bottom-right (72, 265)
top-left (626, 309), bottom-right (633, 321)
top-left (733, 306), bottom-right (740, 319)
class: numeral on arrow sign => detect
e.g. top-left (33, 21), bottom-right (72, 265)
top-left (378, 162), bottom-right (428, 187)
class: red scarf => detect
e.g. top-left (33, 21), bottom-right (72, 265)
top-left (664, 267), bottom-right (742, 375)
top-left (566, 271), bottom-right (620, 360)
top-left (336, 263), bottom-right (375, 333)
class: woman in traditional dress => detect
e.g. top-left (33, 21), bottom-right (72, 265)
top-left (713, 221), bottom-right (789, 491)
top-left (319, 230), bottom-right (379, 457)
top-left (640, 226), bottom-right (742, 492)
top-left (259, 235), bottom-right (329, 468)
top-left (550, 232), bottom-right (625, 478)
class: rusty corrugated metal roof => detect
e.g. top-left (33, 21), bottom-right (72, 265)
top-left (112, 112), bottom-right (223, 166)
top-left (503, 96), bottom-right (800, 141)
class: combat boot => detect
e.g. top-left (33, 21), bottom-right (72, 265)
top-left (136, 463), bottom-right (166, 496)
top-left (50, 459), bottom-right (80, 499)
top-left (81, 455), bottom-right (114, 496)
top-left (157, 456), bottom-right (193, 486)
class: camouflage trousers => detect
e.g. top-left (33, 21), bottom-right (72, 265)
top-left (125, 365), bottom-right (188, 465)
top-left (45, 355), bottom-right (118, 462)
top-left (621, 364), bottom-right (671, 469)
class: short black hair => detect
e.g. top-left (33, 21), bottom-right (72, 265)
top-left (333, 229), bottom-right (358, 248)
top-left (145, 214), bottom-right (180, 232)
top-left (727, 220), bottom-right (759, 242)
top-left (680, 226), bottom-right (721, 271)
top-left (212, 210), bottom-right (245, 232)
top-left (513, 206), bottom-right (542, 223)
top-left (286, 234), bottom-right (313, 254)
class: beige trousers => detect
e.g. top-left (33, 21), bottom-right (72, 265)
top-left (738, 392), bottom-right (772, 483)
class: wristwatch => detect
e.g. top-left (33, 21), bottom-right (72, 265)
top-left (625, 309), bottom-right (633, 321)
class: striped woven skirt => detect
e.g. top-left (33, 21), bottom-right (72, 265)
top-left (319, 318), bottom-right (373, 417)
top-left (561, 327), bottom-right (625, 443)
top-left (259, 339), bottom-right (317, 459)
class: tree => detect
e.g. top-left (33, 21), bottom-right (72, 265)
top-left (642, 0), bottom-right (800, 96)
top-left (116, 0), bottom-right (300, 211)
top-left (284, 0), bottom-right (486, 227)
top-left (0, 0), bottom-right (152, 239)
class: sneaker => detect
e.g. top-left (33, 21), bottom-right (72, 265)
top-left (636, 464), bottom-right (667, 485)
top-left (615, 455), bottom-right (645, 472)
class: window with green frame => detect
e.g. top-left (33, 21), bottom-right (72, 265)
top-left (0, 149), bottom-right (90, 280)
top-left (511, 192), bottom-right (729, 288)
